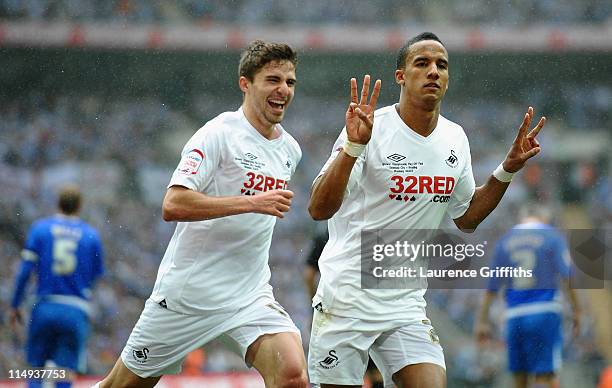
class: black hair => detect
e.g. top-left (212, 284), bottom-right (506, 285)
top-left (396, 32), bottom-right (444, 70)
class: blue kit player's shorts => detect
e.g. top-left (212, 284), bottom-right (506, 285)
top-left (506, 312), bottom-right (562, 374)
top-left (27, 302), bottom-right (90, 373)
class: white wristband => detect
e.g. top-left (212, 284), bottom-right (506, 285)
top-left (343, 140), bottom-right (366, 158)
top-left (493, 163), bottom-right (515, 182)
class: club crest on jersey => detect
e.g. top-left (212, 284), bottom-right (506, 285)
top-left (178, 149), bottom-right (204, 175)
top-left (445, 150), bottom-right (458, 168)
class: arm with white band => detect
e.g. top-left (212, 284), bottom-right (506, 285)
top-left (343, 140), bottom-right (366, 158)
top-left (492, 163), bottom-right (515, 183)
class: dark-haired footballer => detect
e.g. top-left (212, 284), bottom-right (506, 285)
top-left (97, 40), bottom-right (307, 388)
top-left (308, 32), bottom-right (546, 388)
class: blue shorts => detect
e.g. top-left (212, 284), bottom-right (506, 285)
top-left (27, 302), bottom-right (90, 373)
top-left (506, 312), bottom-right (562, 374)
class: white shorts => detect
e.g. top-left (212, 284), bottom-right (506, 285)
top-left (121, 297), bottom-right (300, 377)
top-left (308, 310), bottom-right (445, 387)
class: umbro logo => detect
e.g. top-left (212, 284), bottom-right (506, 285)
top-left (132, 347), bottom-right (150, 364)
top-left (245, 152), bottom-right (258, 160)
top-left (387, 153), bottom-right (406, 162)
top-left (286, 160), bottom-right (292, 169)
top-left (319, 350), bottom-right (339, 369)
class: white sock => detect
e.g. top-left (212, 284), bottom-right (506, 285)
top-left (91, 383), bottom-right (101, 388)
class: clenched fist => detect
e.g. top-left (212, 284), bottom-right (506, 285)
top-left (248, 189), bottom-right (294, 218)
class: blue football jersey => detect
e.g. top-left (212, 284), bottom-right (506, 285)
top-left (487, 222), bottom-right (570, 311)
top-left (11, 215), bottom-right (104, 310)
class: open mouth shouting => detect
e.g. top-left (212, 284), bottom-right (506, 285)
top-left (268, 98), bottom-right (287, 114)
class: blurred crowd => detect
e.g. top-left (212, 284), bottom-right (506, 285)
top-left (1, 0), bottom-right (611, 26)
top-left (0, 82), bottom-right (610, 383)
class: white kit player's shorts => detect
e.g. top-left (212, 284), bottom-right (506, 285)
top-left (308, 310), bottom-right (445, 387)
top-left (121, 297), bottom-right (300, 377)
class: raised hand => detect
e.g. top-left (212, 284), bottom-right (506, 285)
top-left (503, 106), bottom-right (546, 173)
top-left (249, 189), bottom-right (294, 218)
top-left (346, 75), bottom-right (381, 145)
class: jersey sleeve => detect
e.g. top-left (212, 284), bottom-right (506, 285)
top-left (168, 125), bottom-right (223, 193)
top-left (21, 222), bottom-right (41, 263)
top-left (290, 139), bottom-right (303, 178)
top-left (11, 225), bottom-right (40, 308)
top-left (447, 136), bottom-right (476, 219)
top-left (314, 128), bottom-right (365, 195)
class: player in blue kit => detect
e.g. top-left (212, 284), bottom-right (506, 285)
top-left (10, 185), bottom-right (104, 388)
top-left (476, 205), bottom-right (581, 388)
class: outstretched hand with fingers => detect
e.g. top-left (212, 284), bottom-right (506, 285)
top-left (346, 75), bottom-right (381, 145)
top-left (502, 106), bottom-right (546, 173)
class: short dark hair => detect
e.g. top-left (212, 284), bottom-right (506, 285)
top-left (58, 185), bottom-right (81, 215)
top-left (396, 32), bottom-right (444, 70)
top-left (238, 40), bottom-right (298, 81)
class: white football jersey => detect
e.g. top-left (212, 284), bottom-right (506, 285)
top-left (151, 107), bottom-right (302, 315)
top-left (314, 104), bottom-right (475, 321)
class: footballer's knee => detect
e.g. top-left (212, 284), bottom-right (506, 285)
top-left (100, 359), bottom-right (159, 388)
top-left (277, 364), bottom-right (308, 388)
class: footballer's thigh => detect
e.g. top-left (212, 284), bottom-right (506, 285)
top-left (308, 310), bottom-right (377, 387)
top-left (371, 319), bottom-right (446, 388)
top-left (247, 332), bottom-right (308, 388)
top-left (105, 298), bottom-right (232, 385)
top-left (223, 299), bottom-right (307, 388)
top-left (392, 363), bottom-right (446, 388)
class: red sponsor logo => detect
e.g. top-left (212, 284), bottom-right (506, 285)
top-left (390, 175), bottom-right (455, 195)
top-left (241, 172), bottom-right (288, 195)
top-left (178, 149), bottom-right (204, 175)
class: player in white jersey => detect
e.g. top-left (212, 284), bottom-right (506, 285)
top-left (307, 32), bottom-right (546, 388)
top-left (96, 41), bottom-right (308, 388)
